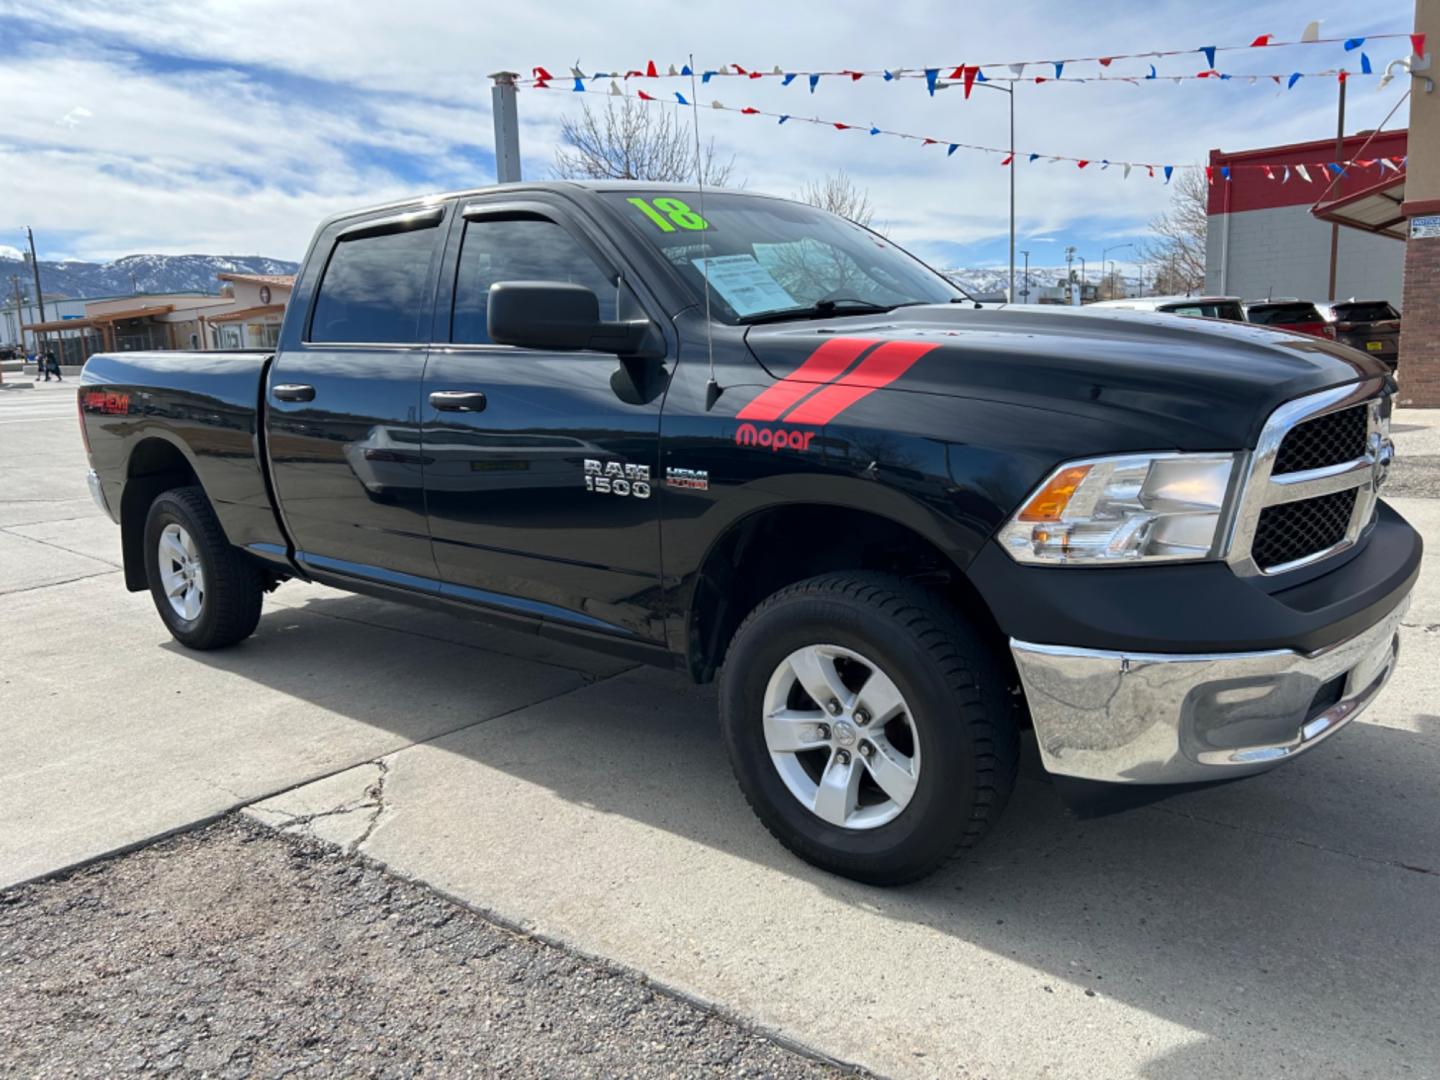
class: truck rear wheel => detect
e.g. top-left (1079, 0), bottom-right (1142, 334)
top-left (719, 573), bottom-right (1018, 885)
top-left (143, 486), bottom-right (263, 650)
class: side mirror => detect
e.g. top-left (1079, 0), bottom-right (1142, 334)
top-left (487, 281), bottom-right (661, 357)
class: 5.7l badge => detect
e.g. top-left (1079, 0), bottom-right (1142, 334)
top-left (584, 459), bottom-right (651, 498)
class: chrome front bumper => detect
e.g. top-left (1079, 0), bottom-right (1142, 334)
top-left (1010, 593), bottom-right (1409, 784)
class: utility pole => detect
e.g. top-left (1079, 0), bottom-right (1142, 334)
top-left (1020, 249), bottom-right (1030, 304)
top-left (1064, 245), bottom-right (1076, 306)
top-left (25, 226), bottom-right (47, 355)
top-left (1326, 77), bottom-right (1347, 300)
top-left (489, 72), bottom-right (522, 183)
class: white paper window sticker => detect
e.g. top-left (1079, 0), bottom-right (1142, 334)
top-left (691, 254), bottom-right (796, 317)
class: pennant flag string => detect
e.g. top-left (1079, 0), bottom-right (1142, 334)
top-left (553, 84), bottom-right (1402, 181)
top-left (534, 31), bottom-right (1422, 88)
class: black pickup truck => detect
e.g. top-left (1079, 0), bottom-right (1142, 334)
top-left (79, 181), bottom-right (1419, 883)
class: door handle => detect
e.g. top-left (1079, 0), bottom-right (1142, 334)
top-left (273, 383), bottom-right (315, 402)
top-left (429, 390), bottom-right (488, 413)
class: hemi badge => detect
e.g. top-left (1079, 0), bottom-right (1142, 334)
top-left (665, 467), bottom-right (709, 491)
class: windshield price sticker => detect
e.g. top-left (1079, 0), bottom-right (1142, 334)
top-left (691, 254), bottom-right (797, 317)
top-left (627, 196), bottom-right (709, 232)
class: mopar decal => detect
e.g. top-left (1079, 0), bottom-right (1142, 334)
top-left (737, 337), bottom-right (939, 426)
top-left (735, 424), bottom-right (816, 452)
top-left (584, 458), bottom-right (651, 498)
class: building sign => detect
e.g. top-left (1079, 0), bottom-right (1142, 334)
top-left (1412, 215), bottom-right (1440, 241)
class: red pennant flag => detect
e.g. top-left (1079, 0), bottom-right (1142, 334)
top-left (922, 138), bottom-right (937, 146)
top-left (732, 63), bottom-right (748, 74)
top-left (740, 106), bottom-right (760, 114)
top-left (847, 70), bottom-right (864, 81)
top-left (1270, 75), bottom-right (1281, 84)
top-left (963, 65), bottom-right (979, 98)
top-left (947, 66), bottom-right (965, 79)
top-left (1338, 70), bottom-right (1348, 83)
top-left (532, 67), bottom-right (554, 81)
top-left (1099, 57), bottom-right (1113, 66)
top-left (1250, 34), bottom-right (1273, 47)
top-left (1001, 154), bottom-right (1014, 165)
top-left (645, 60), bottom-right (658, 77)
top-left (1205, 165), bottom-right (1213, 184)
top-left (834, 122), bottom-right (850, 130)
top-left (534, 78), bottom-right (550, 88)
top-left (1034, 76), bottom-right (1047, 83)
top-left (749, 71), bottom-right (762, 79)
top-left (637, 90), bottom-right (656, 101)
top-left (1358, 158), bottom-right (1375, 167)
top-left (624, 70), bottom-right (644, 78)
top-left (1264, 165), bottom-right (1275, 179)
top-left (1198, 70), bottom-right (1215, 77)
top-left (1413, 33), bottom-right (1427, 58)
top-left (1147, 166), bottom-right (1155, 178)
top-left (1077, 159), bottom-right (1089, 169)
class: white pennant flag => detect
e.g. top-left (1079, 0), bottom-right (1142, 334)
top-left (667, 64), bottom-right (678, 76)
top-left (609, 80), bottom-right (622, 95)
top-left (1296, 164), bottom-right (1312, 182)
top-left (571, 66), bottom-right (584, 78)
top-left (1248, 76), bottom-right (1257, 84)
top-left (1123, 163), bottom-right (1133, 179)
top-left (892, 67), bottom-right (909, 78)
top-left (1301, 20), bottom-right (1320, 43)
top-left (1009, 63), bottom-right (1025, 77)
top-left (1282, 166), bottom-right (1291, 182)
top-left (772, 65), bottom-right (783, 74)
top-left (1379, 157), bottom-right (1399, 172)
top-left (712, 99), bottom-right (725, 109)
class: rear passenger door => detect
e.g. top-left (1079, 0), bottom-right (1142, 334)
top-left (266, 205), bottom-right (447, 586)
top-left (420, 197), bottom-right (668, 641)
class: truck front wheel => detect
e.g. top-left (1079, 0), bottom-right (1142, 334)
top-left (143, 486), bottom-right (264, 650)
top-left (719, 573), bottom-right (1018, 885)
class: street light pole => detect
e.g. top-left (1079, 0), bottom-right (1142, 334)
top-left (1101, 242), bottom-right (1135, 299)
top-left (1020, 249), bottom-right (1030, 304)
top-left (958, 79), bottom-right (1017, 304)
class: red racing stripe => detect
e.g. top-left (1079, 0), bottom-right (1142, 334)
top-left (780, 340), bottom-right (939, 425)
top-left (734, 337), bottom-right (878, 421)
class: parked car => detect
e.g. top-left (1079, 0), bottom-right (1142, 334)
top-left (1244, 299), bottom-right (1335, 339)
top-left (1088, 294), bottom-right (1247, 321)
top-left (77, 182), bottom-right (1417, 884)
top-left (1319, 300), bottom-right (1401, 370)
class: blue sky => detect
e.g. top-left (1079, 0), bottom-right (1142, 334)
top-left (0, 0), bottom-right (1416, 277)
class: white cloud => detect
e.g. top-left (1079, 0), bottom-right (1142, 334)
top-left (0, 0), bottom-right (1414, 264)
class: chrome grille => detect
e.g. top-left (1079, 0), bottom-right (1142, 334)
top-left (1272, 405), bottom-right (1369, 475)
top-left (1253, 488), bottom-right (1358, 571)
top-left (1226, 382), bottom-right (1391, 578)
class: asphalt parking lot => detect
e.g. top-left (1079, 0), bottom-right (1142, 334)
top-left (3, 377), bottom-right (1439, 1079)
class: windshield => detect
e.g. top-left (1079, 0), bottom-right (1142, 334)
top-left (600, 191), bottom-right (964, 323)
top-left (1160, 300), bottom-right (1245, 321)
top-left (1333, 301), bottom-right (1399, 323)
top-left (1248, 303), bottom-right (1322, 326)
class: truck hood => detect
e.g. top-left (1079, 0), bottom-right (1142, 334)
top-left (743, 304), bottom-right (1388, 449)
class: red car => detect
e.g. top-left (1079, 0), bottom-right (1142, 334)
top-left (1244, 300), bottom-right (1334, 340)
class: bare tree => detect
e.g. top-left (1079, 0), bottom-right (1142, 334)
top-left (1140, 169), bottom-right (1208, 294)
top-left (795, 171), bottom-right (876, 228)
top-left (553, 99), bottom-right (736, 186)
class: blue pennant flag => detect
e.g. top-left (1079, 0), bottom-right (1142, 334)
top-left (1163, 165), bottom-right (1174, 183)
top-left (1287, 72), bottom-right (1302, 88)
top-left (925, 68), bottom-right (938, 95)
top-left (1344, 37), bottom-right (1365, 50)
top-left (680, 64), bottom-right (692, 76)
top-left (809, 73), bottom-right (820, 93)
top-left (975, 68), bottom-right (987, 81)
top-left (882, 70), bottom-right (894, 81)
top-left (702, 70), bottom-right (715, 83)
top-left (1328, 162), bottom-right (1345, 175)
top-left (782, 72), bottom-right (797, 86)
top-left (1361, 52), bottom-right (1372, 74)
top-left (1200, 45), bottom-right (1216, 68)
top-left (1028, 152), bottom-right (1040, 162)
top-left (674, 92), bottom-right (689, 105)
top-left (947, 143), bottom-right (958, 155)
top-left (1221, 166), bottom-right (1231, 180)
top-left (1146, 64), bottom-right (1157, 79)
top-left (1219, 72), bottom-right (1232, 80)
top-left (572, 77), bottom-right (585, 91)
top-left (778, 114), bottom-right (790, 124)
top-left (870, 126), bottom-right (881, 135)
top-left (1053, 61), bottom-right (1064, 78)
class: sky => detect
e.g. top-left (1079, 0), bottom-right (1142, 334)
top-left (0, 0), bottom-right (1417, 278)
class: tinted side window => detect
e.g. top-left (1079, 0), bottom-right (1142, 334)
top-left (310, 224), bottom-right (439, 344)
top-left (453, 216), bottom-right (618, 345)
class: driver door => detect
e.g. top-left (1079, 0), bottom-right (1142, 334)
top-left (420, 197), bottom-right (669, 641)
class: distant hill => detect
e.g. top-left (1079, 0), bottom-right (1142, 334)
top-left (0, 253), bottom-right (300, 302)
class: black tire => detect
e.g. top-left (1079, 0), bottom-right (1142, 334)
top-left (720, 573), bottom-right (1018, 885)
top-left (143, 486), bottom-right (264, 650)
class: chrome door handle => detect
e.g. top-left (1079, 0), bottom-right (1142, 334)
top-left (273, 383), bottom-right (315, 402)
top-left (429, 390), bottom-right (488, 413)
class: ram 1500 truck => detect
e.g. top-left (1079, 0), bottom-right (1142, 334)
top-left (79, 182), bottom-right (1419, 884)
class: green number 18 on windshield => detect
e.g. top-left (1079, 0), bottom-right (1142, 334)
top-left (627, 196), bottom-right (708, 232)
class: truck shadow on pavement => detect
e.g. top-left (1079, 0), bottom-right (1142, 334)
top-left (170, 591), bottom-right (1440, 1080)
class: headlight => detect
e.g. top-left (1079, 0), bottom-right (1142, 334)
top-left (999, 453), bottom-right (1238, 565)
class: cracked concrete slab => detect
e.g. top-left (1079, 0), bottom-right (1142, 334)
top-left (245, 761), bottom-right (388, 851)
top-left (254, 661), bottom-right (1440, 1080)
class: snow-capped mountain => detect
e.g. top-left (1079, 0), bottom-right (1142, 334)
top-left (0, 253), bottom-right (300, 301)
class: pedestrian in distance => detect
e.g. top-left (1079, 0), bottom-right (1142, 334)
top-left (44, 349), bottom-right (61, 381)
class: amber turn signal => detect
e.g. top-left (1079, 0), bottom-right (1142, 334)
top-left (1017, 465), bottom-right (1091, 522)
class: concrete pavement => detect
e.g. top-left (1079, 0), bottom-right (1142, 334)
top-left (5, 378), bottom-right (1438, 1078)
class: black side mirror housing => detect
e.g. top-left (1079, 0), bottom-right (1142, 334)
top-left (487, 281), bottom-right (661, 357)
